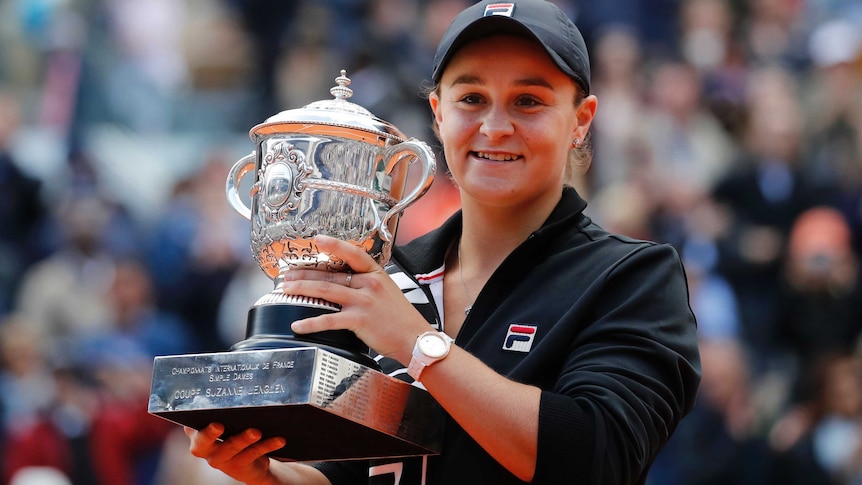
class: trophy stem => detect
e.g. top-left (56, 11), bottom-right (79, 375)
top-left (231, 304), bottom-right (380, 370)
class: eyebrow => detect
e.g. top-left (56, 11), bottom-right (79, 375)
top-left (448, 74), bottom-right (555, 90)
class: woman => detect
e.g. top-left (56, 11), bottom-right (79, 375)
top-left (186, 1), bottom-right (701, 483)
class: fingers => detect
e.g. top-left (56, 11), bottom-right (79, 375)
top-left (186, 424), bottom-right (288, 483)
top-left (314, 235), bottom-right (382, 274)
top-left (283, 235), bottom-right (386, 289)
top-left (284, 269), bottom-right (360, 297)
top-left (324, 270), bottom-right (354, 288)
top-left (187, 423), bottom-right (225, 456)
top-left (212, 429), bottom-right (287, 468)
top-left (286, 266), bottom-right (356, 287)
top-left (188, 423), bottom-right (286, 465)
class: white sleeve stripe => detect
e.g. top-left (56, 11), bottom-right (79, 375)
top-left (404, 288), bottom-right (430, 304)
top-left (388, 271), bottom-right (419, 291)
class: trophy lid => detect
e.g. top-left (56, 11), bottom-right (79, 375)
top-left (249, 70), bottom-right (407, 144)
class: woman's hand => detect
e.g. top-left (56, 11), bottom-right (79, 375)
top-left (282, 235), bottom-right (432, 364)
top-left (186, 424), bottom-right (332, 484)
top-left (186, 423), bottom-right (286, 484)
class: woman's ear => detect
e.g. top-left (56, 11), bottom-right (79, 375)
top-left (428, 92), bottom-right (444, 141)
top-left (573, 94), bottom-right (598, 141)
top-left (429, 92), bottom-right (442, 124)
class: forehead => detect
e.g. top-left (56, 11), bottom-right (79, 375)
top-left (441, 34), bottom-right (577, 88)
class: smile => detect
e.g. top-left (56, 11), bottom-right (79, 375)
top-left (474, 151), bottom-right (521, 162)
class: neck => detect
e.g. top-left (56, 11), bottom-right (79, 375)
top-left (457, 190), bottom-right (560, 269)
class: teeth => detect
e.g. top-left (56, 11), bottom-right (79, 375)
top-left (475, 152), bottom-right (518, 161)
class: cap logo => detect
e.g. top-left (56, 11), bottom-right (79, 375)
top-left (484, 3), bottom-right (515, 17)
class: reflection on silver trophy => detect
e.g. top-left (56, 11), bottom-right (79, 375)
top-left (148, 71), bottom-right (442, 461)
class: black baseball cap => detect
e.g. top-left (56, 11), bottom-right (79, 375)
top-left (432, 0), bottom-right (591, 94)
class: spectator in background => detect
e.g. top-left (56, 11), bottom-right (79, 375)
top-left (679, 0), bottom-right (749, 142)
top-left (803, 19), bottom-right (862, 190)
top-left (642, 59), bottom-right (736, 213)
top-left (679, 0), bottom-right (735, 74)
top-left (588, 26), bottom-right (650, 193)
top-left (768, 353), bottom-right (862, 485)
top-left (0, 315), bottom-right (56, 438)
top-left (224, 0), bottom-right (302, 121)
top-left (81, 257), bottom-right (198, 359)
top-left (684, 239), bottom-right (742, 343)
top-left (14, 191), bottom-right (121, 352)
top-left (774, 207), bottom-right (862, 403)
top-left (802, 19), bottom-right (862, 255)
top-left (589, 179), bottom-right (657, 242)
top-left (740, 0), bottom-right (811, 69)
top-left (146, 150), bottom-right (247, 352)
top-left (0, 89), bottom-right (48, 315)
top-left (572, 0), bottom-right (680, 59)
top-left (102, 0), bottom-right (190, 133)
top-left (711, 66), bottom-right (827, 372)
top-left (348, 2), bottom-right (429, 143)
top-left (641, 58), bottom-right (737, 249)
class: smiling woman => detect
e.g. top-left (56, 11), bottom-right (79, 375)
top-left (186, 2), bottom-right (701, 484)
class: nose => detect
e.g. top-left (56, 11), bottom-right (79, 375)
top-left (478, 105), bottom-right (514, 140)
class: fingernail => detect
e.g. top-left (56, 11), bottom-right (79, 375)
top-left (246, 429), bottom-right (262, 440)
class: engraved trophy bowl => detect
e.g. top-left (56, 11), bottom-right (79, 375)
top-left (225, 70), bottom-right (436, 367)
top-left (148, 71), bottom-right (443, 462)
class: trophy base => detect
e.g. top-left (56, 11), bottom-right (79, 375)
top-left (232, 303), bottom-right (379, 370)
top-left (149, 347), bottom-right (442, 461)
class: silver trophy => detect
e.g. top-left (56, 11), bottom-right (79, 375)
top-left (224, 70), bottom-right (435, 365)
top-left (148, 71), bottom-right (441, 461)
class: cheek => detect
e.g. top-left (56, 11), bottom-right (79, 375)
top-left (438, 114), bottom-right (472, 145)
top-left (524, 129), bottom-right (568, 164)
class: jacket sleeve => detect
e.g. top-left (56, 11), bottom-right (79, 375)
top-left (314, 460), bottom-right (366, 484)
top-left (533, 243), bottom-right (702, 484)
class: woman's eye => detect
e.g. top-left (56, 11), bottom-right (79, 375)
top-left (458, 94), bottom-right (484, 104)
top-left (515, 96), bottom-right (543, 108)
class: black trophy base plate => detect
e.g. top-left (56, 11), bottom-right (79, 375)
top-left (155, 405), bottom-right (433, 461)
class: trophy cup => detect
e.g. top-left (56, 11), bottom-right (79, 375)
top-left (148, 71), bottom-right (441, 461)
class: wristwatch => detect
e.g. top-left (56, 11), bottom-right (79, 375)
top-left (407, 331), bottom-right (454, 382)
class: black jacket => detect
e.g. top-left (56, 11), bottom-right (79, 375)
top-left (318, 187), bottom-right (701, 484)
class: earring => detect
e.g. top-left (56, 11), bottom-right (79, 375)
top-left (572, 138), bottom-right (581, 148)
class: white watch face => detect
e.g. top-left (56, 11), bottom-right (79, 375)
top-left (419, 333), bottom-right (449, 358)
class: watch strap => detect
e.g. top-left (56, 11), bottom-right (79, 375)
top-left (407, 356), bottom-right (426, 382)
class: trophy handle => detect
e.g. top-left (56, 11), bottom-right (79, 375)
top-left (380, 139), bottom-right (436, 242)
top-left (226, 152), bottom-right (256, 220)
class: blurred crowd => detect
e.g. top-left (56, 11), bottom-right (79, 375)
top-left (0, 0), bottom-right (860, 484)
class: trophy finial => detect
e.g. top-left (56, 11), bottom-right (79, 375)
top-left (330, 70), bottom-right (353, 101)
